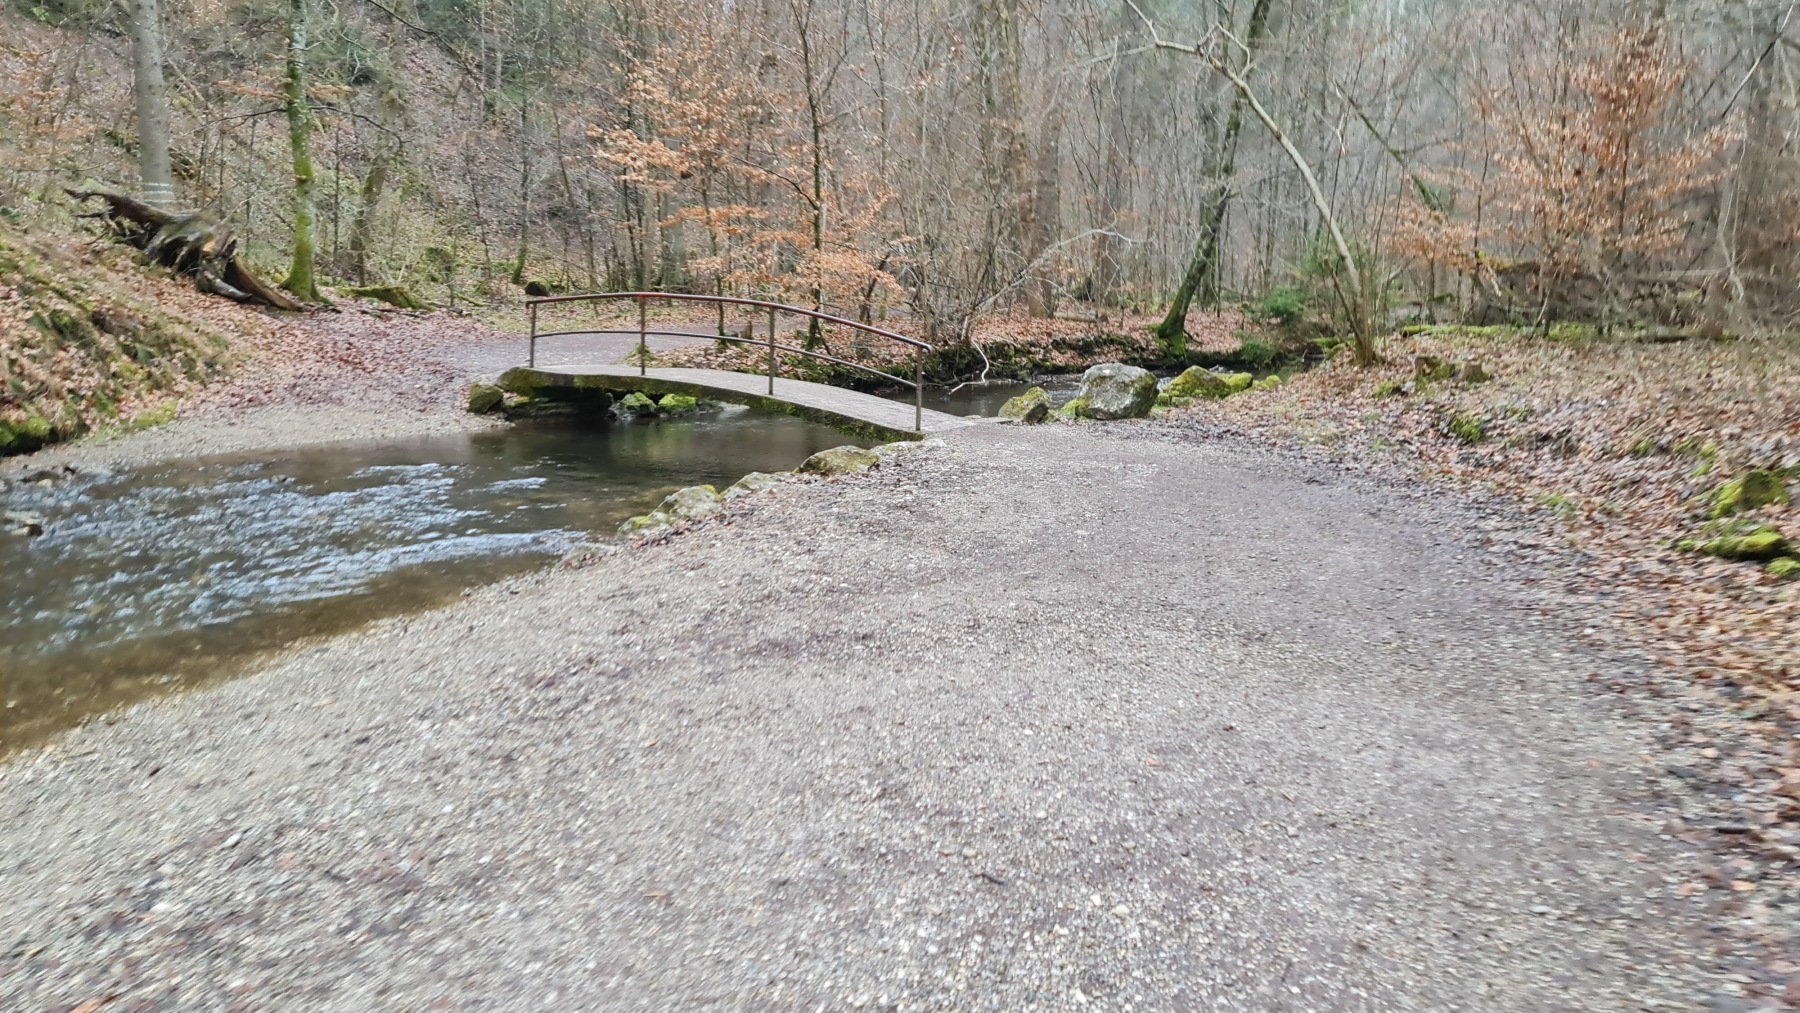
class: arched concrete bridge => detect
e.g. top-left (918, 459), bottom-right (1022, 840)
top-left (502, 293), bottom-right (982, 442)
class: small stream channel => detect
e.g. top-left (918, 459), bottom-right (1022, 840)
top-left (0, 407), bottom-right (868, 753)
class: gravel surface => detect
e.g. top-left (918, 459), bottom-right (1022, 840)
top-left (0, 422), bottom-right (1728, 1010)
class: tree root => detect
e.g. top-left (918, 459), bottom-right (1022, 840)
top-left (66, 189), bottom-right (303, 311)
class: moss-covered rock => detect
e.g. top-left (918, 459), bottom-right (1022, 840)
top-left (1223, 372), bottom-right (1254, 393)
top-left (1252, 374), bottom-right (1283, 392)
top-left (1768, 557), bottom-right (1800, 581)
top-left (799, 446), bottom-right (880, 476)
top-left (617, 484), bottom-right (725, 536)
top-left (1687, 518), bottom-right (1791, 561)
top-left (1075, 363), bottom-right (1158, 419)
top-left (1053, 395), bottom-right (1091, 421)
top-left (1163, 366), bottom-right (1231, 401)
top-left (617, 510), bottom-right (673, 536)
top-left (1712, 470), bottom-right (1791, 518)
top-left (467, 383), bottom-right (504, 414)
top-left (657, 393), bottom-right (701, 416)
top-left (999, 386), bottom-right (1051, 423)
top-left (618, 391), bottom-right (659, 417)
top-left (724, 471), bottom-right (786, 500)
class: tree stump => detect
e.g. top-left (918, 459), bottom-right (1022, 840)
top-left (66, 189), bottom-right (303, 311)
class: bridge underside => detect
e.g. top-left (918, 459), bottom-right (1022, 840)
top-left (497, 365), bottom-right (980, 442)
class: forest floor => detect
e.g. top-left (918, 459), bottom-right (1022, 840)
top-left (2, 311), bottom-right (1796, 1008)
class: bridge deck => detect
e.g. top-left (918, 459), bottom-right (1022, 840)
top-left (497, 364), bottom-right (981, 441)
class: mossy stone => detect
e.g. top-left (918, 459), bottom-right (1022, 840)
top-left (467, 383), bottom-right (504, 414)
top-left (657, 394), bottom-right (700, 416)
top-left (999, 386), bottom-right (1050, 424)
top-left (1164, 366), bottom-right (1231, 401)
top-left (1052, 396), bottom-right (1091, 420)
top-left (617, 510), bottom-right (673, 536)
top-left (1768, 557), bottom-right (1800, 581)
top-left (1075, 363), bottom-right (1158, 419)
top-left (1712, 470), bottom-right (1791, 518)
top-left (1223, 372), bottom-right (1254, 393)
top-left (1694, 518), bottom-right (1791, 561)
top-left (724, 471), bottom-right (785, 500)
top-left (799, 446), bottom-right (880, 476)
top-left (618, 391), bottom-right (659, 417)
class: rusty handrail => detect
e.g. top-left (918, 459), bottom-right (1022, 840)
top-left (525, 291), bottom-right (933, 432)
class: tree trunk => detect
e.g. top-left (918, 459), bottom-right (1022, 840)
top-left (282, 0), bottom-right (321, 301)
top-left (129, 0), bottom-right (175, 208)
top-left (344, 0), bottom-right (409, 284)
top-left (1023, 110), bottom-right (1062, 317)
top-left (1151, 0), bottom-right (1275, 359)
top-left (510, 99), bottom-right (532, 287)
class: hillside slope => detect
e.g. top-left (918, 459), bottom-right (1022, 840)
top-left (0, 220), bottom-right (278, 454)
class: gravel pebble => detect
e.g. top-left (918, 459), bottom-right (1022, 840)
top-left (0, 419), bottom-right (1725, 1010)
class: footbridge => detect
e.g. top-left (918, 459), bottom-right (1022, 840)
top-left (502, 292), bottom-right (979, 441)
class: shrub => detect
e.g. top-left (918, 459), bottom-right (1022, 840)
top-left (1259, 287), bottom-right (1307, 327)
top-left (1448, 412), bottom-right (1486, 444)
top-left (1235, 338), bottom-right (1280, 370)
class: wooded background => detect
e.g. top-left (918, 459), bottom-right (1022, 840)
top-left (1, 0), bottom-right (1793, 342)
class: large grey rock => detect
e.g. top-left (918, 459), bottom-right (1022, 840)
top-left (799, 446), bottom-right (880, 476)
top-left (1076, 363), bottom-right (1158, 420)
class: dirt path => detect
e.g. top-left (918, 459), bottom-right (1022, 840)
top-left (0, 423), bottom-right (1726, 1010)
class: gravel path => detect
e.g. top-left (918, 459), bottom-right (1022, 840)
top-left (0, 422), bottom-right (1722, 1011)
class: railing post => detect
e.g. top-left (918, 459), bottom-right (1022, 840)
top-left (637, 295), bottom-right (648, 376)
top-left (528, 301), bottom-right (537, 368)
top-left (915, 353), bottom-right (923, 433)
top-left (766, 305), bottom-right (777, 394)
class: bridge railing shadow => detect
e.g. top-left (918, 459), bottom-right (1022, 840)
top-left (525, 292), bottom-right (936, 432)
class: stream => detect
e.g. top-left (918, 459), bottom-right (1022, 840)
top-left (0, 407), bottom-right (868, 752)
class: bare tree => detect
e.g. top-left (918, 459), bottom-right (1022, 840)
top-left (127, 0), bottom-right (174, 207)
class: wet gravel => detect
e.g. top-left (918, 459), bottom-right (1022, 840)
top-left (0, 422), bottom-right (1729, 1010)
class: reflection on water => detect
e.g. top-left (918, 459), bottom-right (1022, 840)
top-left (0, 408), bottom-right (863, 752)
top-left (909, 376), bottom-right (1083, 417)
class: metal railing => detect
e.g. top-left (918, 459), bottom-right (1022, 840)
top-left (525, 291), bottom-right (935, 432)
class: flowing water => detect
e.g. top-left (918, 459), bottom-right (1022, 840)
top-left (0, 408), bottom-right (866, 753)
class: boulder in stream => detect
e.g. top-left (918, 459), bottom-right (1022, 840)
top-left (1074, 363), bottom-right (1158, 420)
top-left (3, 510), bottom-right (46, 537)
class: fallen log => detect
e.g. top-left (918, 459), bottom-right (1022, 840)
top-left (66, 188), bottom-right (303, 311)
